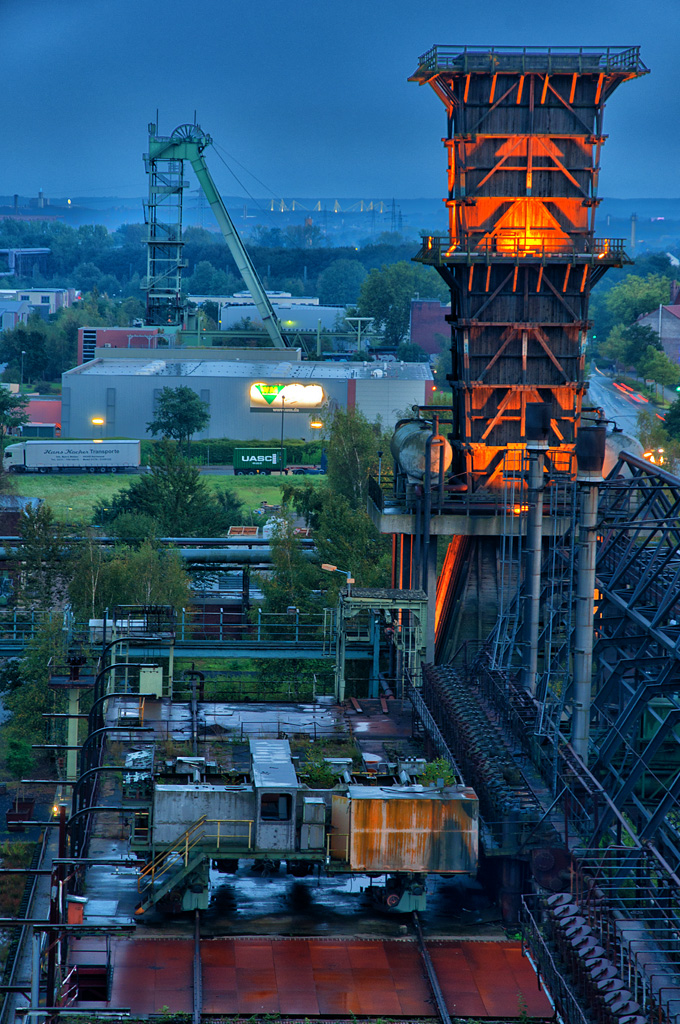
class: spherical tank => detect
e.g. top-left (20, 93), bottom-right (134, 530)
top-left (390, 421), bottom-right (453, 482)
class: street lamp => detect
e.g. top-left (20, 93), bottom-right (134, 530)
top-left (279, 394), bottom-right (285, 474)
top-left (321, 563), bottom-right (355, 596)
top-left (20, 350), bottom-right (26, 387)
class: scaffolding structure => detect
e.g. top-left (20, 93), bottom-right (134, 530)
top-left (143, 121), bottom-right (188, 326)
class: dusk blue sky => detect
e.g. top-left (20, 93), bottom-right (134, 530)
top-left (3, 0), bottom-right (678, 201)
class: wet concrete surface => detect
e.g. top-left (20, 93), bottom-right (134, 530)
top-left (106, 698), bottom-right (347, 744)
top-left (128, 858), bottom-right (502, 939)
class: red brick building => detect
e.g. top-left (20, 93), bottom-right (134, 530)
top-left (77, 326), bottom-right (161, 364)
top-left (409, 300), bottom-right (450, 356)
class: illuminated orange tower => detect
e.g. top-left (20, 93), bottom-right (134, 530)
top-left (410, 46), bottom-right (648, 491)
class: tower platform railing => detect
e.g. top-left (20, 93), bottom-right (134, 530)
top-left (413, 45), bottom-right (648, 76)
top-left (415, 235), bottom-right (630, 266)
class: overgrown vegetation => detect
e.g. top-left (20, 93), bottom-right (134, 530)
top-left (420, 757), bottom-right (456, 786)
top-left (93, 440), bottom-right (244, 536)
top-left (0, 840), bottom-right (35, 917)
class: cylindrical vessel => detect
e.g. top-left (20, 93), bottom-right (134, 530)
top-left (390, 421), bottom-right (452, 483)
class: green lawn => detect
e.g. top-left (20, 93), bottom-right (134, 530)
top-left (11, 471), bottom-right (326, 525)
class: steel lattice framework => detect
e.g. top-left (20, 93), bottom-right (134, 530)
top-left (143, 123), bottom-right (188, 326)
top-left (409, 45), bottom-right (648, 491)
top-left (479, 449), bottom-right (680, 871)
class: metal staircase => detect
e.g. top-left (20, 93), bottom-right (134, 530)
top-left (135, 815), bottom-right (207, 916)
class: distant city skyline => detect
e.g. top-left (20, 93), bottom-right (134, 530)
top-left (3, 0), bottom-right (679, 201)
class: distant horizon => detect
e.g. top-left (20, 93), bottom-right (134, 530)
top-left (3, 194), bottom-right (680, 206)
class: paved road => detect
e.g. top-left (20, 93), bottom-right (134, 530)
top-left (587, 371), bottom-right (647, 442)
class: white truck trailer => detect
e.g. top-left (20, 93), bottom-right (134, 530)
top-left (3, 440), bottom-right (141, 473)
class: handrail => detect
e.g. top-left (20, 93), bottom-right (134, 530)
top-left (416, 236), bottom-right (629, 264)
top-left (414, 45), bottom-right (648, 76)
top-left (0, 822), bottom-right (51, 1024)
top-left (138, 815), bottom-right (206, 891)
top-left (203, 818), bottom-right (254, 851)
top-left (521, 895), bottom-right (591, 1024)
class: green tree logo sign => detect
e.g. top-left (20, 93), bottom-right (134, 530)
top-left (253, 383), bottom-right (285, 406)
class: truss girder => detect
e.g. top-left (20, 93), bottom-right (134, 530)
top-left (529, 451), bottom-right (680, 865)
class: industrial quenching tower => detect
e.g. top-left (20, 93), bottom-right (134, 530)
top-left (370, 45), bottom-right (649, 664)
top-left (409, 45), bottom-right (648, 492)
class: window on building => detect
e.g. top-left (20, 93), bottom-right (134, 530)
top-left (41, 296), bottom-right (50, 303)
top-left (260, 793), bottom-right (292, 821)
top-left (20, 295), bottom-right (29, 301)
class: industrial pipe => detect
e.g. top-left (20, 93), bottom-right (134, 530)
top-left (520, 443), bottom-right (546, 693)
top-left (520, 404), bottom-right (550, 693)
top-left (0, 546), bottom-right (314, 564)
top-left (571, 425), bottom-right (606, 764)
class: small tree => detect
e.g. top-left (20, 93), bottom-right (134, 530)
top-left (3, 615), bottom-right (67, 744)
top-left (93, 440), bottom-right (243, 536)
top-left (147, 386), bottom-right (210, 450)
top-left (396, 341), bottom-right (430, 363)
top-left (315, 493), bottom-right (391, 594)
top-left (358, 261), bottom-right (448, 346)
top-left (662, 399), bottom-right (680, 440)
top-left (6, 737), bottom-right (35, 781)
top-left (69, 541), bottom-right (191, 619)
top-left (258, 517), bottom-right (319, 615)
top-left (317, 260), bottom-right (367, 305)
top-left (0, 388), bottom-right (28, 471)
top-left (325, 407), bottom-right (385, 509)
top-left (20, 503), bottom-right (71, 611)
top-left (639, 348), bottom-right (679, 399)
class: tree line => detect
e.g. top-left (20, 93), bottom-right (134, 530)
top-left (0, 218), bottom-right (437, 306)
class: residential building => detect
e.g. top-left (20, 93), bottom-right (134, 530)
top-left (637, 301), bottom-right (680, 364)
top-left (0, 287), bottom-right (79, 317)
top-left (0, 300), bottom-right (30, 331)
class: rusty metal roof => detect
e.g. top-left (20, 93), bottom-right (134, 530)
top-left (71, 936), bottom-right (553, 1018)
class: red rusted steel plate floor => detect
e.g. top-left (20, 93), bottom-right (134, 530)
top-left (70, 937), bottom-right (552, 1017)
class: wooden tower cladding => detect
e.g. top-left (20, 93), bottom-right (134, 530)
top-left (410, 46), bottom-right (648, 491)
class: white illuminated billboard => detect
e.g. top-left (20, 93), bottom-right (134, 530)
top-left (250, 382), bottom-right (325, 410)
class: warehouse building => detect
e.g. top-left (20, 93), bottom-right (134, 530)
top-left (61, 351), bottom-right (433, 440)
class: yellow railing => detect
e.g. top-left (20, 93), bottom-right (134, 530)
top-left (138, 815), bottom-right (206, 891)
top-left (138, 817), bottom-right (258, 892)
top-left (204, 818), bottom-right (254, 850)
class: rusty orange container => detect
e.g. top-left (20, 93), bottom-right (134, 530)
top-left (331, 786), bottom-right (478, 874)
